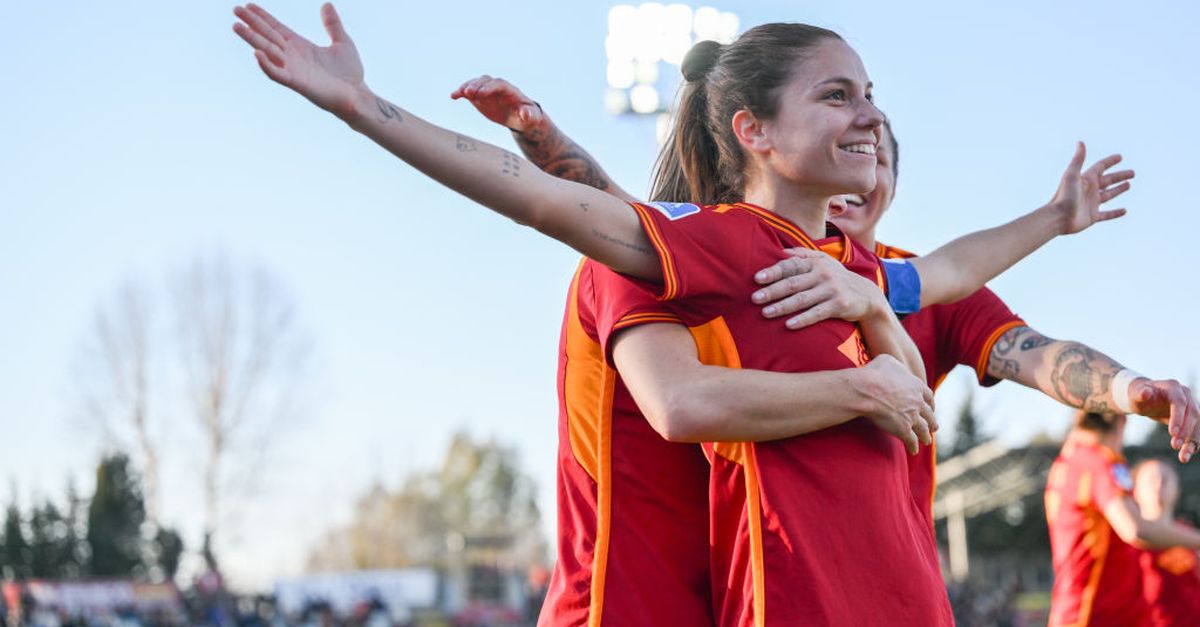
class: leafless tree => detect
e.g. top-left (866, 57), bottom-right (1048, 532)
top-left (76, 282), bottom-right (163, 526)
top-left (171, 254), bottom-right (311, 568)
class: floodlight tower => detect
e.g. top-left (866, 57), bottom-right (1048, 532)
top-left (604, 4), bottom-right (739, 144)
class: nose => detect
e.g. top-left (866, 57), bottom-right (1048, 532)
top-left (858, 98), bottom-right (885, 134)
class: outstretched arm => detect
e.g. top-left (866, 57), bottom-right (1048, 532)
top-left (986, 325), bottom-right (1200, 462)
top-left (232, 4), bottom-right (659, 280)
top-left (909, 143), bottom-right (1132, 307)
top-left (612, 323), bottom-right (936, 453)
top-left (452, 76), bottom-right (637, 202)
top-left (1104, 497), bottom-right (1200, 549)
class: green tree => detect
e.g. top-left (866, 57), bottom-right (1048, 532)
top-left (947, 387), bottom-right (987, 458)
top-left (86, 453), bottom-right (146, 577)
top-left (1, 503), bottom-right (32, 579)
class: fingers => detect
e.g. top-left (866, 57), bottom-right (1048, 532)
top-left (923, 386), bottom-right (937, 426)
top-left (899, 429), bottom-right (919, 456)
top-left (758, 279), bottom-right (825, 317)
top-left (1063, 141), bottom-right (1086, 177)
top-left (1084, 153), bottom-right (1123, 178)
top-left (1099, 183), bottom-right (1131, 204)
top-left (753, 258), bottom-right (816, 297)
top-left (233, 22), bottom-right (285, 66)
top-left (253, 49), bottom-right (290, 85)
top-left (1094, 209), bottom-right (1126, 222)
top-left (321, 2), bottom-right (352, 44)
top-left (1166, 383), bottom-right (1190, 449)
top-left (912, 414), bottom-right (933, 448)
top-left (247, 3), bottom-right (300, 41)
top-left (1099, 168), bottom-right (1134, 188)
top-left (234, 5), bottom-right (287, 51)
top-left (784, 300), bottom-right (836, 330)
top-left (753, 249), bottom-right (823, 285)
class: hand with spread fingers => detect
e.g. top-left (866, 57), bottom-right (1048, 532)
top-left (232, 3), bottom-right (365, 116)
top-left (1050, 142), bottom-right (1134, 235)
top-left (451, 76), bottom-right (547, 134)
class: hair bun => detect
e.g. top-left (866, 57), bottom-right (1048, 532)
top-left (681, 40), bottom-right (722, 82)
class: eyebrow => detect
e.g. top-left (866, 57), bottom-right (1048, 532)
top-left (814, 77), bottom-right (873, 91)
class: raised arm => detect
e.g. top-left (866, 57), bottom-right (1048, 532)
top-left (451, 76), bottom-right (637, 202)
top-left (612, 323), bottom-right (936, 453)
top-left (909, 142), bottom-right (1132, 307)
top-left (986, 324), bottom-right (1200, 462)
top-left (232, 4), bottom-right (659, 280)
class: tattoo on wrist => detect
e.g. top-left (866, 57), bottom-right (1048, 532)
top-left (375, 98), bottom-right (403, 123)
top-left (500, 151), bottom-right (521, 178)
top-left (591, 229), bottom-right (652, 255)
top-left (514, 126), bottom-right (611, 191)
top-left (455, 135), bottom-right (478, 153)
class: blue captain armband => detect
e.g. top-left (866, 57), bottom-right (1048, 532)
top-left (882, 258), bottom-right (921, 314)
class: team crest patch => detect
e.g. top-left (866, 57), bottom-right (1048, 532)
top-left (1113, 463), bottom-right (1133, 491)
top-left (645, 201), bottom-right (701, 221)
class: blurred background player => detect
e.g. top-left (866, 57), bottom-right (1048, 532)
top-left (1133, 459), bottom-right (1200, 626)
top-left (1047, 412), bottom-right (1200, 626)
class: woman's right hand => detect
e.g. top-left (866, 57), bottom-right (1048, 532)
top-left (233, 3), bottom-right (366, 117)
top-left (855, 354), bottom-right (937, 455)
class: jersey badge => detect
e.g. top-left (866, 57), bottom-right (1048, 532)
top-left (646, 201), bottom-right (701, 221)
top-left (1112, 463), bottom-right (1133, 491)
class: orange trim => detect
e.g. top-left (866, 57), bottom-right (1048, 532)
top-left (974, 320), bottom-right (1026, 382)
top-left (928, 440), bottom-right (938, 533)
top-left (587, 362), bottom-right (618, 627)
top-left (1075, 509), bottom-right (1111, 626)
top-left (875, 241), bottom-right (918, 259)
top-left (733, 203), bottom-right (818, 250)
top-left (685, 319), bottom-right (766, 625)
top-left (560, 263), bottom-right (618, 625)
top-left (630, 203), bottom-right (679, 300)
top-left (613, 312), bottom-right (683, 330)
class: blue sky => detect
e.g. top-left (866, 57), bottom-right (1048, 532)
top-left (2, 0), bottom-right (1197, 589)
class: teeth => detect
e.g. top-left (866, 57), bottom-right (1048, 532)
top-left (844, 194), bottom-right (865, 206)
top-left (841, 143), bottom-right (877, 155)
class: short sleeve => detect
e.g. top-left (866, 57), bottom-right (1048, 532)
top-left (581, 261), bottom-right (684, 368)
top-left (629, 201), bottom-right (750, 303)
top-left (1090, 459), bottom-right (1132, 511)
top-left (936, 287), bottom-right (1025, 386)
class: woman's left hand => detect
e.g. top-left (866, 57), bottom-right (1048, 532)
top-left (752, 248), bottom-right (887, 330)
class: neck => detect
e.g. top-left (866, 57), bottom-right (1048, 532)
top-left (855, 228), bottom-right (877, 251)
top-left (1068, 428), bottom-right (1123, 452)
top-left (743, 177), bottom-right (830, 239)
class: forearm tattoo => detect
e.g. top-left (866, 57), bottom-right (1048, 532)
top-left (515, 124), bottom-right (612, 191)
top-left (375, 98), bottom-right (403, 123)
top-left (500, 151), bottom-right (521, 178)
top-left (455, 135), bottom-right (477, 153)
top-left (591, 228), bottom-right (652, 255)
top-left (987, 326), bottom-right (1120, 413)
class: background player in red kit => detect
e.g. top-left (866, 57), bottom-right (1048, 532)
top-left (1133, 459), bottom-right (1200, 626)
top-left (1047, 413), bottom-right (1200, 626)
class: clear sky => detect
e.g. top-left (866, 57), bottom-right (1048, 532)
top-left (3, 0), bottom-right (1198, 590)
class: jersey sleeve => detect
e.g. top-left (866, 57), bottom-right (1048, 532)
top-left (1089, 458), bottom-right (1132, 511)
top-left (629, 201), bottom-right (751, 302)
top-left (581, 260), bottom-right (684, 368)
top-left (936, 287), bottom-right (1025, 386)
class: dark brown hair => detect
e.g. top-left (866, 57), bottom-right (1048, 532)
top-left (1075, 411), bottom-right (1123, 433)
top-left (649, 24), bottom-right (843, 204)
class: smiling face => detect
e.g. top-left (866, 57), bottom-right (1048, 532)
top-left (831, 121), bottom-right (897, 245)
top-left (754, 38), bottom-right (884, 199)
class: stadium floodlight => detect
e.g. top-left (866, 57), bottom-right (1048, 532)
top-left (604, 3), bottom-right (740, 130)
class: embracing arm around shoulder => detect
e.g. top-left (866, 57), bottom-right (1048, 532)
top-left (986, 325), bottom-right (1200, 462)
top-left (1104, 497), bottom-right (1200, 549)
top-left (910, 143), bottom-right (1132, 307)
top-left (233, 4), bottom-right (659, 280)
top-left (611, 323), bottom-right (937, 454)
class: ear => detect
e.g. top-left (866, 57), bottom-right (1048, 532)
top-left (731, 109), bottom-right (771, 156)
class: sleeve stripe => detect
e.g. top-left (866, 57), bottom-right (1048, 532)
top-left (613, 313), bottom-right (684, 330)
top-left (630, 203), bottom-right (680, 301)
top-left (974, 320), bottom-right (1027, 382)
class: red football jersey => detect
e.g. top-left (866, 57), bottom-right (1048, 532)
top-left (1045, 439), bottom-right (1146, 626)
top-left (875, 242), bottom-right (1025, 529)
top-left (1140, 523), bottom-right (1200, 627)
top-left (539, 260), bottom-right (714, 627)
top-left (630, 201), bottom-right (953, 627)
